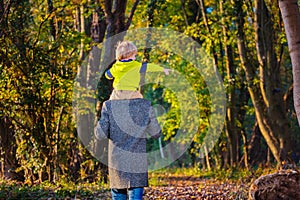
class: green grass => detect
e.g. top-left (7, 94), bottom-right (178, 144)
top-left (148, 165), bottom-right (278, 186)
top-left (0, 179), bottom-right (109, 200)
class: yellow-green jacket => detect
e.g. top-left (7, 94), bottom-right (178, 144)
top-left (105, 60), bottom-right (164, 90)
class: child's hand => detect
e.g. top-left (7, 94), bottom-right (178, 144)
top-left (164, 68), bottom-right (171, 75)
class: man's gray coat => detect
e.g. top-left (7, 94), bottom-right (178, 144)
top-left (95, 98), bottom-right (161, 189)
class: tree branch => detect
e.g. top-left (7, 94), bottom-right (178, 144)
top-left (180, 0), bottom-right (189, 26)
top-left (126, 0), bottom-right (140, 29)
top-left (104, 0), bottom-right (112, 18)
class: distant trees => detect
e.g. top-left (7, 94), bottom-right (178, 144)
top-left (0, 0), bottom-right (141, 183)
top-left (0, 0), bottom-right (80, 182)
top-left (136, 0), bottom-right (299, 167)
top-left (235, 0), bottom-right (292, 165)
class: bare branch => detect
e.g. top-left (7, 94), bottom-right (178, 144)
top-left (126, 0), bottom-right (140, 29)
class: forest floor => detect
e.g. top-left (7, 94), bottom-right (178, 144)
top-left (0, 168), bottom-right (270, 200)
top-left (145, 171), bottom-right (250, 200)
top-left (93, 173), bottom-right (249, 199)
top-left (90, 174), bottom-right (250, 199)
top-left (144, 174), bottom-right (248, 199)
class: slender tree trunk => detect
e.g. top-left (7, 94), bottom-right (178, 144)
top-left (90, 3), bottom-right (109, 183)
top-left (196, 0), bottom-right (218, 68)
top-left (47, 0), bottom-right (58, 183)
top-left (241, 130), bottom-right (249, 169)
top-left (74, 2), bottom-right (92, 183)
top-left (0, 0), bottom-right (8, 36)
top-left (279, 0), bottom-right (300, 126)
top-left (204, 144), bottom-right (211, 171)
top-left (47, 0), bottom-right (56, 38)
top-left (53, 106), bottom-right (64, 182)
top-left (220, 0), bottom-right (240, 167)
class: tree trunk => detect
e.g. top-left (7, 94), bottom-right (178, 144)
top-left (47, 0), bottom-right (58, 183)
top-left (249, 170), bottom-right (300, 200)
top-left (204, 144), bottom-right (211, 171)
top-left (0, 117), bottom-right (23, 181)
top-left (87, 0), bottom-right (141, 182)
top-left (220, 0), bottom-right (240, 167)
top-left (279, 0), bottom-right (300, 126)
top-left (90, 3), bottom-right (109, 183)
top-left (196, 0), bottom-right (218, 68)
top-left (248, 123), bottom-right (269, 166)
top-left (235, 0), bottom-right (291, 165)
top-left (0, 0), bottom-right (8, 36)
top-left (240, 130), bottom-right (249, 169)
top-left (254, 0), bottom-right (292, 163)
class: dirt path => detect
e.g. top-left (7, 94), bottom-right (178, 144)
top-left (143, 175), bottom-right (248, 199)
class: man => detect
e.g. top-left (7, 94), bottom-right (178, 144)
top-left (95, 98), bottom-right (161, 200)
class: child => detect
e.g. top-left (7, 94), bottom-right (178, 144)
top-left (105, 41), bottom-right (170, 100)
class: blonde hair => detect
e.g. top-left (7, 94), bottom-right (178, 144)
top-left (115, 41), bottom-right (137, 60)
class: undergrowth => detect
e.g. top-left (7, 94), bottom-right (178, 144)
top-left (0, 166), bottom-right (280, 199)
top-left (0, 179), bottom-right (108, 200)
top-left (149, 165), bottom-right (278, 184)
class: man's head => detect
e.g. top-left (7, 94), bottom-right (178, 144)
top-left (115, 41), bottom-right (137, 61)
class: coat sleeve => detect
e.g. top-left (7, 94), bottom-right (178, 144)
top-left (105, 69), bottom-right (114, 80)
top-left (146, 63), bottom-right (164, 72)
top-left (147, 106), bottom-right (162, 139)
top-left (105, 63), bottom-right (117, 80)
top-left (95, 103), bottom-right (110, 140)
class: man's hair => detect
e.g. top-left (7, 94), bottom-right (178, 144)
top-left (115, 41), bottom-right (137, 60)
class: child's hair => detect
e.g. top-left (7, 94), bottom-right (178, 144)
top-left (115, 41), bottom-right (137, 60)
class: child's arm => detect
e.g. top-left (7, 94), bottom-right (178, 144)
top-left (146, 63), bottom-right (171, 75)
top-left (105, 69), bottom-right (114, 80)
top-left (105, 63), bottom-right (120, 80)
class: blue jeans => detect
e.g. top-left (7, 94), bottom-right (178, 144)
top-left (111, 187), bottom-right (144, 200)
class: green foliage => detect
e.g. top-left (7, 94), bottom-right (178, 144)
top-left (132, 0), bottom-right (298, 169)
top-left (0, 0), bottom-right (91, 182)
top-left (149, 165), bottom-right (278, 186)
top-left (140, 47), bottom-right (212, 158)
top-left (1, 0), bottom-right (299, 186)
